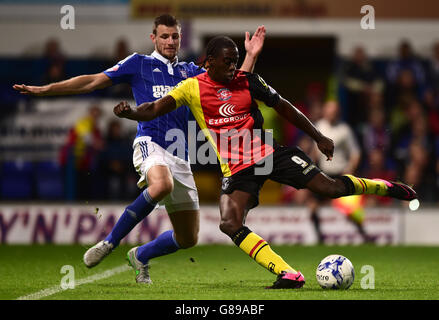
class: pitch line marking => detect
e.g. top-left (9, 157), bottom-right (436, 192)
top-left (16, 264), bottom-right (130, 300)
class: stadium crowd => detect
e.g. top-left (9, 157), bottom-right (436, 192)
top-left (1, 37), bottom-right (438, 203)
top-left (282, 40), bottom-right (439, 204)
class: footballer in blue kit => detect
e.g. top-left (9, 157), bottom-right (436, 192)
top-left (103, 50), bottom-right (204, 159)
top-left (13, 14), bottom-right (266, 283)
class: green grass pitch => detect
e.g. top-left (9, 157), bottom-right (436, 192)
top-left (1, 244), bottom-right (438, 300)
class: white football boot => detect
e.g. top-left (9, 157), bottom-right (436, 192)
top-left (126, 247), bottom-right (152, 284)
top-left (83, 240), bottom-right (114, 268)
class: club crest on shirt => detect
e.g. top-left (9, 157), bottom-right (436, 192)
top-left (180, 69), bottom-right (188, 79)
top-left (217, 88), bottom-right (232, 101)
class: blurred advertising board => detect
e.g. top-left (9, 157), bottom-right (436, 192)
top-left (0, 204), bottom-right (422, 245)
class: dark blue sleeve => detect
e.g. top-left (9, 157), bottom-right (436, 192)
top-left (187, 61), bottom-right (206, 77)
top-left (103, 53), bottom-right (139, 85)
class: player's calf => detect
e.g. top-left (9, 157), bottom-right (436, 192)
top-left (306, 173), bottom-right (348, 199)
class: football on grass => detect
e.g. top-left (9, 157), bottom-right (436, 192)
top-left (316, 254), bottom-right (355, 289)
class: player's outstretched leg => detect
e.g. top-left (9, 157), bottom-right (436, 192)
top-left (341, 175), bottom-right (417, 201)
top-left (83, 188), bottom-right (157, 268)
top-left (306, 173), bottom-right (417, 201)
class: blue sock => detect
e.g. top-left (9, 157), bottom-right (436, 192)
top-left (136, 230), bottom-right (180, 264)
top-left (105, 189), bottom-right (157, 248)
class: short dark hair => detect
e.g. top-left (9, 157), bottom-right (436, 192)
top-left (153, 14), bottom-right (180, 35)
top-left (201, 36), bottom-right (238, 68)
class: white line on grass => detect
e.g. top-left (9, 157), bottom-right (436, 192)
top-left (16, 264), bottom-right (131, 300)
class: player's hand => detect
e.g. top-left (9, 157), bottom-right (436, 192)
top-left (113, 101), bottom-right (133, 118)
top-left (245, 25), bottom-right (266, 58)
top-left (13, 84), bottom-right (48, 96)
top-left (316, 136), bottom-right (334, 161)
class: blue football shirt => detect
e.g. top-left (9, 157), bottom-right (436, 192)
top-left (104, 51), bottom-right (205, 160)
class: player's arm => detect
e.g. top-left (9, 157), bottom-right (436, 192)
top-left (113, 95), bottom-right (177, 121)
top-left (12, 72), bottom-right (112, 96)
top-left (248, 72), bottom-right (334, 160)
top-left (273, 98), bottom-right (334, 160)
top-left (239, 25), bottom-right (266, 73)
top-left (115, 77), bottom-right (193, 122)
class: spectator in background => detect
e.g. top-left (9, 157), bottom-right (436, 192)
top-left (368, 89), bottom-right (385, 110)
top-left (294, 101), bottom-right (368, 244)
top-left (43, 38), bottom-right (65, 67)
top-left (392, 101), bottom-right (428, 165)
top-left (361, 148), bottom-right (396, 207)
top-left (386, 40), bottom-right (426, 88)
top-left (389, 81), bottom-right (420, 140)
top-left (435, 138), bottom-right (439, 202)
top-left (342, 46), bottom-right (384, 128)
top-left (106, 38), bottom-right (133, 98)
top-left (426, 42), bottom-right (439, 201)
top-left (315, 101), bottom-right (361, 177)
top-left (100, 119), bottom-right (134, 201)
top-left (361, 106), bottom-right (391, 159)
top-left (283, 82), bottom-right (324, 147)
top-left (393, 111), bottom-right (435, 201)
top-left (42, 38), bottom-right (66, 84)
top-left (404, 141), bottom-right (432, 201)
top-left (395, 68), bottom-right (419, 100)
top-left (423, 89), bottom-right (439, 137)
top-left (428, 41), bottom-right (439, 92)
top-left (113, 38), bottom-right (130, 63)
top-left (386, 40), bottom-right (427, 109)
top-left (59, 104), bottom-right (104, 200)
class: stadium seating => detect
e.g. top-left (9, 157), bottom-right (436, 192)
top-left (34, 161), bottom-right (64, 200)
top-left (0, 161), bottom-right (34, 199)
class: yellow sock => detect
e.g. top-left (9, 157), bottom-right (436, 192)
top-left (231, 227), bottom-right (296, 275)
top-left (343, 174), bottom-right (388, 196)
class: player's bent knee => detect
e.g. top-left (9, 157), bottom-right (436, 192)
top-left (149, 179), bottom-right (174, 200)
top-left (175, 230), bottom-right (198, 249)
top-left (178, 235), bottom-right (198, 249)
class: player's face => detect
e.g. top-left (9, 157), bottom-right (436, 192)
top-left (209, 47), bottom-right (239, 84)
top-left (150, 25), bottom-right (181, 61)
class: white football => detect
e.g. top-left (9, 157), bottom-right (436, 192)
top-left (316, 254), bottom-right (355, 289)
